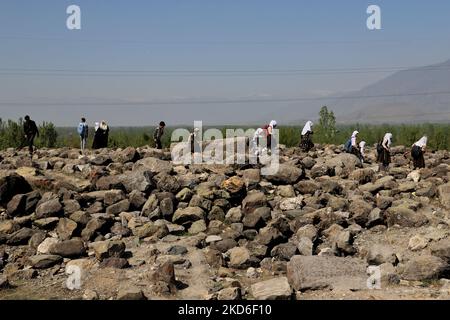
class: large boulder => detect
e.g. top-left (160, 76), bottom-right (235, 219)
top-left (35, 199), bottom-right (63, 219)
top-left (430, 239), bottom-right (450, 261)
top-left (242, 192), bottom-right (267, 214)
top-left (401, 255), bottom-right (449, 281)
top-left (437, 182), bottom-right (450, 209)
top-left (172, 207), bottom-right (205, 225)
top-left (119, 170), bottom-right (155, 193)
top-left (295, 180), bottom-right (319, 195)
top-left (49, 239), bottom-right (86, 258)
top-left (251, 277), bottom-right (292, 300)
top-left (385, 207), bottom-right (428, 228)
top-left (133, 157), bottom-right (173, 174)
top-left (287, 255), bottom-right (368, 291)
top-left (90, 240), bottom-right (126, 261)
top-left (0, 174), bottom-right (32, 206)
top-left (366, 244), bottom-right (398, 265)
top-left (221, 176), bottom-right (245, 194)
top-left (28, 254), bottom-right (63, 269)
top-left (266, 164), bottom-right (304, 185)
top-left (6, 228), bottom-right (35, 245)
top-left (228, 247), bottom-right (252, 269)
top-left (106, 199), bottom-right (130, 215)
top-left (56, 218), bottom-right (78, 241)
top-left (115, 147), bottom-right (140, 164)
top-left (6, 194), bottom-right (27, 217)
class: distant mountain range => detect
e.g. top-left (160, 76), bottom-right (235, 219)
top-left (268, 59), bottom-right (450, 125)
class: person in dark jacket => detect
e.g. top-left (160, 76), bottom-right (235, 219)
top-left (377, 133), bottom-right (393, 172)
top-left (411, 136), bottom-right (427, 169)
top-left (92, 122), bottom-right (101, 149)
top-left (189, 127), bottom-right (201, 154)
top-left (300, 121), bottom-right (314, 152)
top-left (153, 121), bottom-right (166, 149)
top-left (23, 115), bottom-right (39, 156)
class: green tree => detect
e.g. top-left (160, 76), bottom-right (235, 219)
top-left (36, 122), bottom-right (58, 148)
top-left (317, 106), bottom-right (337, 143)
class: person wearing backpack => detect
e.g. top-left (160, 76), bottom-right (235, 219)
top-left (23, 115), bottom-right (39, 156)
top-left (344, 130), bottom-right (360, 154)
top-left (411, 136), bottom-right (427, 169)
top-left (377, 133), bottom-right (393, 172)
top-left (153, 121), bottom-right (166, 150)
top-left (77, 117), bottom-right (89, 154)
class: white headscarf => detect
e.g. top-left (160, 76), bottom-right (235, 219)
top-left (359, 141), bottom-right (366, 156)
top-left (95, 122), bottom-right (100, 131)
top-left (302, 121), bottom-right (313, 135)
top-left (351, 131), bottom-right (359, 147)
top-left (383, 133), bottom-right (393, 148)
top-left (414, 136), bottom-right (427, 148)
top-left (269, 120), bottom-right (277, 128)
top-left (100, 121), bottom-right (108, 131)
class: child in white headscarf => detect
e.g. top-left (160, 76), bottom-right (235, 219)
top-left (300, 121), bottom-right (314, 152)
top-left (359, 141), bottom-right (366, 163)
top-left (351, 131), bottom-right (359, 148)
top-left (252, 120), bottom-right (277, 159)
top-left (377, 133), bottom-right (393, 171)
top-left (411, 136), bottom-right (427, 169)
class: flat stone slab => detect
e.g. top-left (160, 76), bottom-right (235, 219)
top-left (287, 255), bottom-right (368, 291)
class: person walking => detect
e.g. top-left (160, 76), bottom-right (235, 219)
top-left (300, 121), bottom-right (314, 152)
top-left (99, 121), bottom-right (109, 148)
top-left (77, 117), bottom-right (89, 154)
top-left (23, 115), bottom-right (39, 156)
top-left (251, 120), bottom-right (277, 158)
top-left (189, 127), bottom-right (201, 154)
top-left (92, 122), bottom-right (101, 149)
top-left (411, 136), bottom-right (427, 169)
top-left (377, 133), bottom-right (393, 172)
top-left (153, 121), bottom-right (166, 149)
top-left (345, 131), bottom-right (361, 158)
top-left (359, 141), bottom-right (366, 163)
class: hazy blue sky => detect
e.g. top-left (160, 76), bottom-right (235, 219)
top-left (0, 0), bottom-right (449, 125)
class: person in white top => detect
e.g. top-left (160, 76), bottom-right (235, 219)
top-left (351, 131), bottom-right (359, 148)
top-left (251, 120), bottom-right (277, 159)
top-left (300, 121), bottom-right (314, 152)
top-left (359, 141), bottom-right (366, 163)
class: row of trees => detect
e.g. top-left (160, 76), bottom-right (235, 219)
top-left (0, 118), bottom-right (58, 150)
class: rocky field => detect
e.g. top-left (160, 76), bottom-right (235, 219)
top-left (0, 143), bottom-right (449, 300)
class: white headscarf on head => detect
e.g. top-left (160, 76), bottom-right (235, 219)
top-left (383, 133), bottom-right (393, 148)
top-left (351, 131), bottom-right (359, 147)
top-left (269, 120), bottom-right (277, 128)
top-left (414, 136), bottom-right (427, 148)
top-left (95, 122), bottom-right (100, 131)
top-left (100, 121), bottom-right (108, 131)
top-left (302, 121), bottom-right (313, 135)
top-left (359, 141), bottom-right (366, 157)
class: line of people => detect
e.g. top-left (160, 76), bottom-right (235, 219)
top-left (22, 115), bottom-right (430, 171)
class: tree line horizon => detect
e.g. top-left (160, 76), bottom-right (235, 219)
top-left (1, 107), bottom-right (449, 151)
